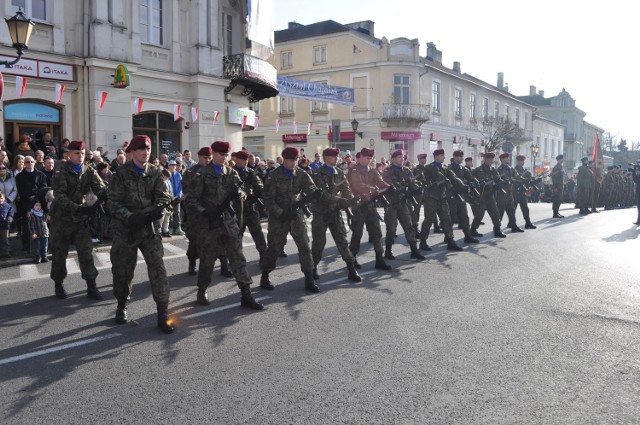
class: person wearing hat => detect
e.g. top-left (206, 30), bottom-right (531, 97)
top-left (551, 154), bottom-right (565, 218)
top-left (108, 135), bottom-right (176, 333)
top-left (309, 147), bottom-right (361, 282)
top-left (260, 146), bottom-right (323, 293)
top-left (381, 149), bottom-right (426, 260)
top-left (470, 152), bottom-right (507, 238)
top-left (411, 153), bottom-right (429, 236)
top-left (448, 150), bottom-right (482, 243)
top-left (49, 140), bottom-right (106, 300)
top-left (346, 147), bottom-right (393, 271)
top-left (575, 156), bottom-right (593, 215)
top-left (513, 155), bottom-right (537, 228)
top-left (184, 141), bottom-right (264, 310)
top-left (495, 153), bottom-right (525, 233)
top-left (417, 149), bottom-right (463, 251)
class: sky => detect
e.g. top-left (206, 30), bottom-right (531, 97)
top-left (273, 0), bottom-right (638, 144)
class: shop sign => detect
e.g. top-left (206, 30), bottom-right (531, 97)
top-left (4, 102), bottom-right (60, 122)
top-left (227, 106), bottom-right (257, 127)
top-left (381, 131), bottom-right (422, 141)
top-left (0, 56), bottom-right (74, 81)
top-left (326, 131), bottom-right (355, 141)
top-left (113, 64), bottom-right (130, 88)
top-left (282, 134), bottom-right (307, 143)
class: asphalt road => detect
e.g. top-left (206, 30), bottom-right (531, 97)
top-left (1, 203), bottom-right (639, 425)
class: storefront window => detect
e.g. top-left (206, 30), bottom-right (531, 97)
top-left (132, 111), bottom-right (181, 158)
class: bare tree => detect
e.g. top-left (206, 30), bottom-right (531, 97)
top-left (473, 116), bottom-right (526, 153)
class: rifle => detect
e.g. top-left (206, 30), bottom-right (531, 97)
top-left (203, 178), bottom-right (246, 230)
top-left (289, 187), bottom-right (322, 218)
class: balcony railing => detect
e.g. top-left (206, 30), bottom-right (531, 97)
top-left (223, 54), bottom-right (279, 102)
top-left (382, 103), bottom-right (430, 123)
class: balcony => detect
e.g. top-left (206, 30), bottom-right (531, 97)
top-left (223, 54), bottom-right (279, 102)
top-left (382, 103), bottom-right (430, 125)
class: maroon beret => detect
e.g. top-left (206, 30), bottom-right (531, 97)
top-left (516, 154), bottom-right (526, 161)
top-left (417, 153), bottom-right (428, 160)
top-left (499, 152), bottom-right (510, 159)
top-left (355, 152), bottom-right (361, 159)
top-left (282, 146), bottom-right (300, 160)
top-left (465, 157), bottom-right (473, 162)
top-left (197, 147), bottom-right (213, 156)
top-left (452, 150), bottom-right (464, 157)
top-left (68, 140), bottom-right (86, 151)
top-left (433, 149), bottom-right (445, 156)
top-left (211, 141), bottom-right (231, 153)
top-left (235, 150), bottom-right (250, 160)
top-left (126, 135), bottom-right (151, 153)
top-left (323, 147), bottom-right (340, 157)
top-left (483, 152), bottom-right (496, 159)
top-left (391, 149), bottom-right (405, 159)
top-left (360, 147), bottom-right (375, 157)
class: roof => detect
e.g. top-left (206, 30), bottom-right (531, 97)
top-left (275, 20), bottom-right (350, 43)
top-left (517, 95), bottom-right (551, 106)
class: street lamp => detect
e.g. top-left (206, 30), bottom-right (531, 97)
top-left (530, 143), bottom-right (540, 173)
top-left (1, 9), bottom-right (35, 67)
top-left (350, 118), bottom-right (363, 139)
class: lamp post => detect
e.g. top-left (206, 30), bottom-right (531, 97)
top-left (350, 118), bottom-right (363, 139)
top-left (1, 9), bottom-right (35, 68)
top-left (530, 143), bottom-right (540, 173)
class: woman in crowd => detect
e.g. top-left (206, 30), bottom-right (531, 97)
top-left (13, 134), bottom-right (34, 160)
top-left (12, 155), bottom-right (25, 176)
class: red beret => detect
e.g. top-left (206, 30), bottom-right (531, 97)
top-left (465, 157), bottom-right (473, 162)
top-left (391, 149), bottom-right (405, 159)
top-left (235, 150), bottom-right (250, 160)
top-left (197, 147), bottom-right (213, 156)
top-left (483, 152), bottom-right (496, 159)
top-left (360, 147), bottom-right (375, 157)
top-left (211, 141), bottom-right (231, 153)
top-left (452, 150), bottom-right (464, 157)
top-left (323, 147), bottom-right (340, 157)
top-left (417, 153), bottom-right (427, 160)
top-left (282, 146), bottom-right (300, 160)
top-left (126, 135), bottom-right (151, 153)
top-left (499, 153), bottom-right (510, 159)
top-left (433, 149), bottom-right (445, 156)
top-left (516, 155), bottom-right (526, 161)
top-left (68, 140), bottom-right (86, 151)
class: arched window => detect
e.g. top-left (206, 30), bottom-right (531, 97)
top-left (132, 111), bottom-right (181, 159)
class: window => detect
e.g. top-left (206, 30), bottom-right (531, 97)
top-left (139, 0), bottom-right (164, 46)
top-left (454, 88), bottom-right (462, 118)
top-left (312, 81), bottom-right (328, 112)
top-left (505, 105), bottom-right (510, 121)
top-left (469, 93), bottom-right (476, 120)
top-left (494, 101), bottom-right (500, 118)
top-left (12, 0), bottom-right (47, 21)
top-left (394, 75), bottom-right (410, 104)
top-left (524, 110), bottom-right (529, 129)
top-left (313, 45), bottom-right (326, 65)
top-left (482, 97), bottom-right (489, 121)
top-left (515, 108), bottom-right (520, 126)
top-left (224, 13), bottom-right (233, 55)
top-left (432, 81), bottom-right (441, 113)
top-left (279, 96), bottom-right (294, 115)
top-left (132, 111), bottom-right (181, 159)
top-left (281, 51), bottom-right (292, 69)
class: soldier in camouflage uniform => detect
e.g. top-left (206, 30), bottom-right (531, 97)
top-left (382, 149), bottom-right (426, 260)
top-left (495, 153), bottom-right (525, 232)
top-left (551, 154), bottom-right (565, 218)
top-left (465, 156), bottom-right (484, 224)
top-left (471, 152), bottom-right (507, 238)
top-left (49, 140), bottom-right (106, 300)
top-left (310, 147), bottom-right (361, 282)
top-left (448, 150), bottom-right (481, 243)
top-left (513, 154), bottom-right (538, 228)
top-left (108, 135), bottom-right (175, 333)
top-left (260, 146), bottom-right (322, 293)
top-left (347, 148), bottom-right (392, 271)
top-left (185, 141), bottom-right (263, 310)
top-left (575, 156), bottom-right (593, 215)
top-left (412, 153), bottom-right (429, 236)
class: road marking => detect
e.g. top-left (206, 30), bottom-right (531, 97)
top-left (0, 333), bottom-right (122, 366)
top-left (182, 296), bottom-right (272, 319)
top-left (95, 252), bottom-right (111, 267)
top-left (318, 270), bottom-right (375, 286)
top-left (19, 264), bottom-right (40, 279)
top-left (163, 244), bottom-right (186, 256)
top-left (66, 259), bottom-right (81, 275)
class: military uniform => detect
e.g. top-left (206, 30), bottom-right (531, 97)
top-left (513, 162), bottom-right (537, 228)
top-left (551, 157), bottom-right (565, 217)
top-left (496, 160), bottom-right (524, 232)
top-left (448, 157), bottom-right (481, 242)
top-left (182, 162), bottom-right (205, 272)
top-left (234, 164), bottom-right (267, 258)
top-left (471, 157), bottom-right (507, 238)
top-left (575, 159), bottom-right (593, 214)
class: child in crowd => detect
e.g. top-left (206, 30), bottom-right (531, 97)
top-left (28, 199), bottom-right (49, 264)
top-left (0, 191), bottom-right (14, 258)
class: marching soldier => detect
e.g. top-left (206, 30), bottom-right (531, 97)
top-left (108, 135), bottom-right (175, 333)
top-left (49, 140), bottom-right (106, 300)
top-left (495, 153), bottom-right (524, 232)
top-left (382, 149), bottom-right (426, 260)
top-left (347, 147), bottom-right (393, 271)
top-left (260, 147), bottom-right (322, 293)
top-left (412, 153), bottom-right (429, 236)
top-left (185, 141), bottom-right (263, 310)
top-left (471, 152), bottom-right (507, 238)
top-left (575, 156), bottom-right (593, 215)
top-left (418, 149), bottom-right (463, 251)
top-left (513, 154), bottom-right (538, 228)
top-left (448, 150), bottom-right (480, 243)
top-left (551, 154), bottom-right (565, 218)
top-left (310, 147), bottom-right (361, 282)
top-left (466, 156), bottom-right (484, 224)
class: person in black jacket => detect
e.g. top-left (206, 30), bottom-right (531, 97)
top-left (15, 156), bottom-right (47, 252)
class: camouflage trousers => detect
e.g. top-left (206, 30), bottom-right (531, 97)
top-left (311, 211), bottom-right (354, 267)
top-left (111, 225), bottom-right (170, 304)
top-left (384, 202), bottom-right (417, 244)
top-left (514, 192), bottom-right (532, 222)
top-left (420, 197), bottom-right (454, 241)
top-left (184, 209), bottom-right (199, 261)
top-left (50, 219), bottom-right (98, 282)
top-left (448, 197), bottom-right (470, 232)
top-left (197, 217), bottom-right (251, 291)
top-left (261, 213), bottom-right (313, 274)
top-left (471, 194), bottom-right (502, 230)
top-left (239, 207), bottom-right (267, 254)
top-left (496, 191), bottom-right (518, 227)
top-left (349, 205), bottom-right (384, 257)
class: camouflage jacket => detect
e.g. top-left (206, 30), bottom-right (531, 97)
top-left (263, 165), bottom-right (317, 218)
top-left (50, 160), bottom-right (105, 223)
top-left (347, 164), bottom-right (388, 199)
top-left (551, 163), bottom-right (564, 188)
top-left (185, 163), bottom-right (243, 218)
top-left (311, 165), bottom-right (353, 214)
top-left (472, 163), bottom-right (503, 198)
top-left (234, 166), bottom-right (264, 211)
top-left (382, 165), bottom-right (420, 205)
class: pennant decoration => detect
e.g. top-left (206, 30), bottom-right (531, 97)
top-left (275, 118), bottom-right (281, 133)
top-left (293, 121), bottom-right (298, 134)
top-left (191, 107), bottom-right (198, 123)
top-left (307, 123), bottom-right (312, 136)
top-left (173, 104), bottom-right (181, 121)
top-left (0, 72), bottom-right (4, 101)
top-left (133, 97), bottom-right (144, 115)
top-left (54, 83), bottom-right (66, 104)
top-left (213, 110), bottom-right (220, 124)
top-left (242, 115), bottom-right (248, 129)
top-left (98, 91), bottom-right (108, 110)
top-left (16, 76), bottom-right (27, 97)
top-left (255, 116), bottom-right (260, 129)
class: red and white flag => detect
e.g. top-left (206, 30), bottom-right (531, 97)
top-left (307, 123), bottom-right (312, 135)
top-left (16, 76), bottom-right (27, 97)
top-left (275, 119), bottom-right (281, 133)
top-left (592, 135), bottom-right (604, 178)
top-left (328, 124), bottom-right (333, 139)
top-left (54, 83), bottom-right (66, 104)
top-left (241, 115), bottom-right (248, 128)
top-left (0, 72), bottom-right (5, 101)
top-left (254, 116), bottom-right (260, 129)
top-left (173, 104), bottom-right (181, 121)
top-left (133, 97), bottom-right (144, 115)
top-left (212, 110), bottom-right (220, 124)
top-left (97, 91), bottom-right (108, 110)
top-left (293, 121), bottom-right (298, 134)
top-left (191, 107), bottom-right (198, 123)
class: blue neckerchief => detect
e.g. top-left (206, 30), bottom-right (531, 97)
top-left (324, 165), bottom-right (335, 175)
top-left (283, 167), bottom-right (293, 177)
top-left (501, 163), bottom-right (510, 169)
top-left (133, 162), bottom-right (146, 176)
top-left (393, 165), bottom-right (402, 171)
top-left (70, 162), bottom-right (83, 174)
top-left (212, 164), bottom-right (223, 176)
top-left (482, 163), bottom-right (491, 171)
top-left (236, 167), bottom-right (245, 175)
top-left (360, 165), bottom-right (369, 172)
top-left (433, 161), bottom-right (443, 169)
top-left (453, 163), bottom-right (461, 169)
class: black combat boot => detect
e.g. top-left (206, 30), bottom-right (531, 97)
top-left (374, 254), bottom-right (392, 271)
top-left (312, 268), bottom-right (320, 280)
top-left (470, 227), bottom-right (483, 237)
top-left (446, 238), bottom-right (463, 251)
top-left (419, 240), bottom-right (432, 251)
top-left (433, 224), bottom-right (443, 234)
top-left (260, 272), bottom-right (274, 290)
top-left (493, 226), bottom-right (507, 238)
top-left (346, 261), bottom-right (362, 283)
top-left (384, 243), bottom-right (395, 260)
top-left (196, 289), bottom-right (210, 305)
top-left (115, 301), bottom-right (128, 324)
top-left (219, 256), bottom-right (234, 278)
top-left (353, 258), bottom-right (362, 269)
top-left (304, 272), bottom-right (321, 293)
top-left (463, 231), bottom-right (479, 244)
top-left (240, 286), bottom-right (264, 310)
top-left (510, 225), bottom-right (525, 233)
top-left (86, 279), bottom-right (104, 300)
top-left (54, 281), bottom-right (68, 299)
top-left (188, 259), bottom-right (197, 276)
top-left (524, 221), bottom-right (537, 229)
top-left (279, 249), bottom-right (288, 258)
top-left (409, 243), bottom-right (426, 260)
top-left (157, 303), bottom-right (175, 334)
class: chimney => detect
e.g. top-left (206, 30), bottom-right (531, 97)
top-left (288, 21), bottom-right (303, 29)
top-left (453, 61), bottom-right (460, 73)
top-left (497, 72), bottom-right (504, 89)
top-left (529, 85), bottom-right (537, 96)
top-left (538, 90), bottom-right (545, 97)
top-left (426, 42), bottom-right (442, 64)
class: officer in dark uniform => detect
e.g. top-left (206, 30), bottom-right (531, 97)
top-left (471, 152), bottom-right (507, 238)
top-left (496, 153), bottom-right (524, 232)
top-left (575, 156), bottom-right (593, 215)
top-left (551, 154), bottom-right (565, 218)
